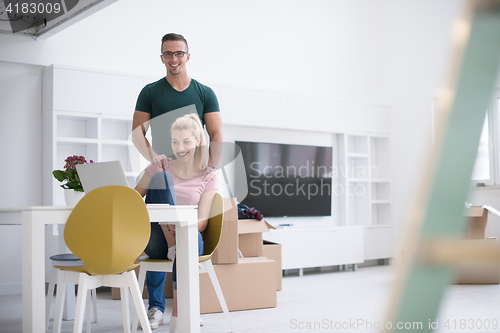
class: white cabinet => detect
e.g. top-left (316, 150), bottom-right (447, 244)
top-left (219, 86), bottom-right (289, 129)
top-left (346, 104), bottom-right (391, 134)
top-left (263, 227), bottom-right (364, 270)
top-left (364, 226), bottom-right (393, 260)
top-left (49, 66), bottom-right (144, 115)
top-left (218, 84), bottom-right (389, 134)
top-left (263, 231), bottom-right (305, 270)
top-left (287, 95), bottom-right (347, 133)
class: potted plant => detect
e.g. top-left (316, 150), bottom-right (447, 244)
top-left (53, 155), bottom-right (93, 206)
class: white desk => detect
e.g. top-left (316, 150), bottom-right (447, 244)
top-left (0, 204), bottom-right (200, 333)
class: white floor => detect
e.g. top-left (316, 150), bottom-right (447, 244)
top-left (1, 264), bottom-right (500, 332)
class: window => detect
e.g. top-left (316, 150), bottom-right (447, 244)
top-left (471, 89), bottom-right (500, 186)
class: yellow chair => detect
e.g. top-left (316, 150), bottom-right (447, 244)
top-left (131, 192), bottom-right (235, 333)
top-left (52, 185), bottom-right (152, 333)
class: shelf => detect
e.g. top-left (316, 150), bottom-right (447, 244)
top-left (101, 139), bottom-right (132, 146)
top-left (346, 178), bottom-right (370, 182)
top-left (371, 203), bottom-right (392, 225)
top-left (56, 137), bottom-right (99, 144)
top-left (347, 181), bottom-right (370, 225)
top-left (370, 136), bottom-right (390, 179)
top-left (102, 118), bottom-right (132, 141)
top-left (371, 182), bottom-right (391, 201)
top-left (346, 153), bottom-right (368, 158)
top-left (369, 134), bottom-right (390, 139)
top-left (364, 224), bottom-right (392, 229)
top-left (346, 134), bottom-right (368, 155)
top-left (372, 200), bottom-right (391, 204)
top-left (370, 178), bottom-right (391, 183)
top-left (56, 115), bottom-right (98, 140)
top-left (346, 155), bottom-right (369, 179)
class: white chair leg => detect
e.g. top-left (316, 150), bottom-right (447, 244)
top-left (86, 290), bottom-right (91, 333)
top-left (73, 274), bottom-right (89, 333)
top-left (204, 260), bottom-right (236, 333)
top-left (46, 264), bottom-right (58, 331)
top-left (91, 289), bottom-right (98, 323)
top-left (131, 265), bottom-right (147, 333)
top-left (126, 270), bottom-right (152, 333)
top-left (121, 287), bottom-right (131, 333)
top-left (64, 282), bottom-right (77, 321)
top-left (53, 270), bottom-right (68, 333)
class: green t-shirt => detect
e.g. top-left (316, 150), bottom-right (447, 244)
top-left (135, 77), bottom-right (220, 156)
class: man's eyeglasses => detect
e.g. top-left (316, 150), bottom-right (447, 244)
top-left (161, 51), bottom-right (188, 58)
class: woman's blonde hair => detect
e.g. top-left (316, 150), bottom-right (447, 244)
top-left (170, 113), bottom-right (207, 170)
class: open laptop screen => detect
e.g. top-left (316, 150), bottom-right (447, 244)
top-left (76, 161), bottom-right (129, 193)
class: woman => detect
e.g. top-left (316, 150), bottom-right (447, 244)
top-left (135, 113), bottom-right (217, 332)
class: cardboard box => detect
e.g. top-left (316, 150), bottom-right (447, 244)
top-left (211, 198), bottom-right (239, 264)
top-left (452, 206), bottom-right (500, 284)
top-left (200, 257), bottom-right (277, 314)
top-left (212, 198), bottom-right (275, 262)
top-left (263, 240), bottom-right (282, 291)
top-left (454, 238), bottom-right (500, 284)
top-left (238, 219), bottom-right (275, 257)
top-left (114, 258), bottom-right (279, 312)
top-left (464, 206), bottom-right (489, 239)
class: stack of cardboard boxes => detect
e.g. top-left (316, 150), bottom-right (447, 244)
top-left (200, 198), bottom-right (281, 313)
top-left (113, 198), bottom-right (282, 314)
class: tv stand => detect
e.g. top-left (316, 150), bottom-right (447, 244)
top-left (263, 225), bottom-right (364, 273)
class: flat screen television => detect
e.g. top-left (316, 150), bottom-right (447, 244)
top-left (235, 141), bottom-right (333, 217)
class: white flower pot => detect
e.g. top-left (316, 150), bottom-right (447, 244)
top-left (64, 190), bottom-right (85, 206)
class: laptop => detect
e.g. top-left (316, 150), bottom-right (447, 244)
top-left (76, 161), bottom-right (129, 193)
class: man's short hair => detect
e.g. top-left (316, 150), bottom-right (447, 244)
top-left (161, 33), bottom-right (189, 52)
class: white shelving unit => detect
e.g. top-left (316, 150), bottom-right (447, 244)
top-left (42, 65), bottom-right (147, 206)
top-left (42, 110), bottom-right (143, 206)
top-left (338, 133), bottom-right (393, 261)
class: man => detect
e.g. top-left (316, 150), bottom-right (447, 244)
top-left (132, 33), bottom-right (223, 173)
top-left (132, 33), bottom-right (223, 330)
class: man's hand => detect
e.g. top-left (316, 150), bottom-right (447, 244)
top-left (202, 165), bottom-right (217, 182)
top-left (152, 154), bottom-right (172, 170)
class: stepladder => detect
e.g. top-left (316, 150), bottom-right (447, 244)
top-left (383, 1), bottom-right (500, 333)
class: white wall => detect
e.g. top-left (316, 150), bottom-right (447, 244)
top-left (381, 0), bottom-right (467, 252)
top-left (0, 0), bottom-right (386, 103)
top-left (1, 0), bottom-right (493, 293)
top-left (0, 61), bottom-right (43, 294)
top-left (0, 61), bottom-right (43, 206)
